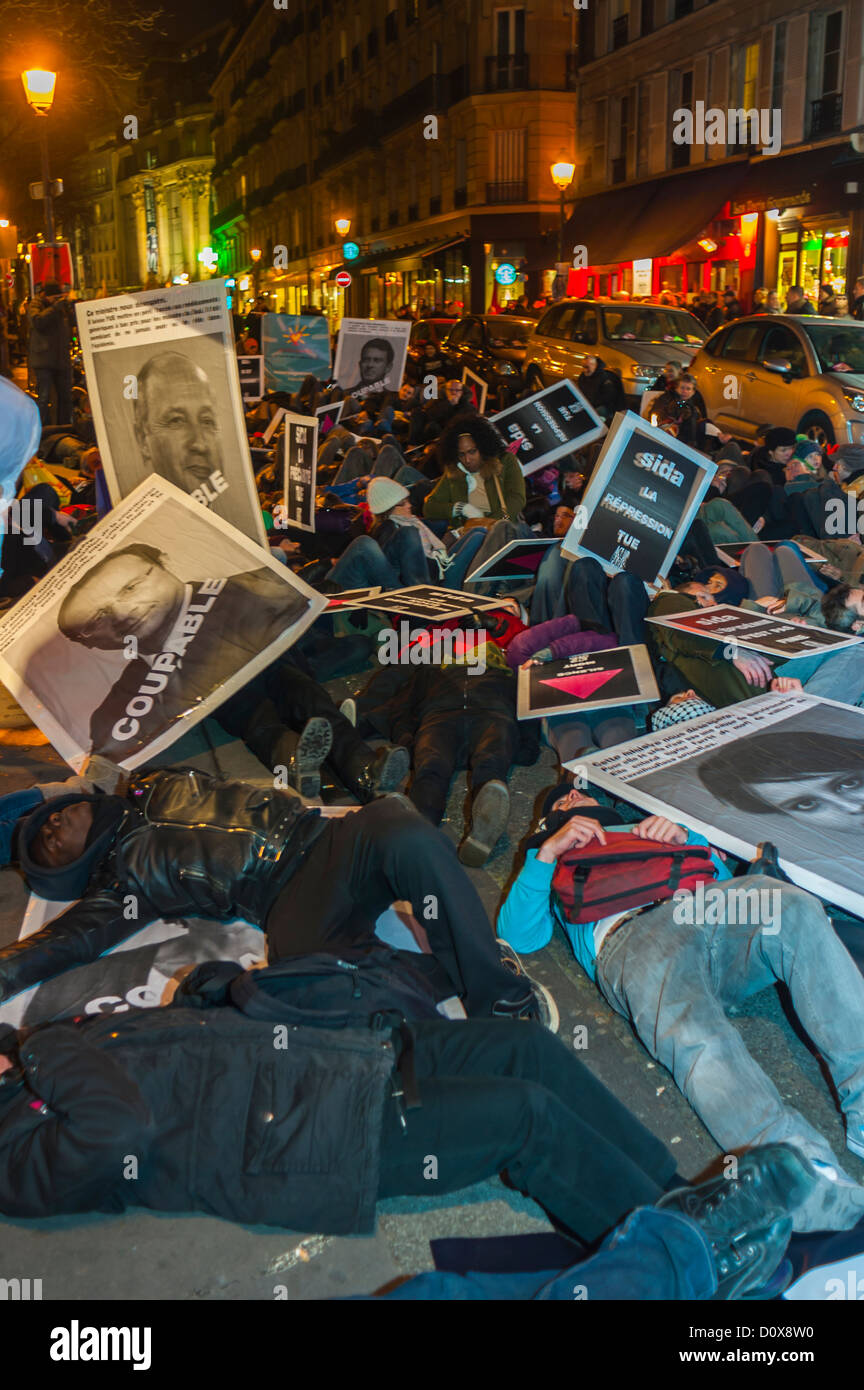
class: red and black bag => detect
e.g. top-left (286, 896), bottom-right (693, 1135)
top-left (551, 831), bottom-right (718, 925)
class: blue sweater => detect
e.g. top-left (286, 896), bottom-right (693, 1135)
top-left (498, 828), bottom-right (731, 981)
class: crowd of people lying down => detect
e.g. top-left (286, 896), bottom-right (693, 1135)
top-left (3, 355), bottom-right (864, 1302)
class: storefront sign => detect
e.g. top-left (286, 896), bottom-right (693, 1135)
top-left (731, 193), bottom-right (812, 214)
top-left (632, 259), bottom-right (652, 296)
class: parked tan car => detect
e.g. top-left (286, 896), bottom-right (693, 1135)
top-left (689, 315), bottom-right (864, 447)
top-left (522, 298), bottom-right (708, 404)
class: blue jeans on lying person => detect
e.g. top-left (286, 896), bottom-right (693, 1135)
top-left (370, 1207), bottom-right (716, 1300)
top-left (326, 526), bottom-right (487, 591)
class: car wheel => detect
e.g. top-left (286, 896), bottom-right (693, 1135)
top-left (798, 412), bottom-right (835, 448)
top-left (526, 367), bottom-right (545, 392)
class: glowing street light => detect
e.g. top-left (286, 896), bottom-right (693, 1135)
top-left (550, 160), bottom-right (576, 264)
top-left (22, 68), bottom-right (58, 245)
top-left (335, 217), bottom-right (351, 238)
top-left (21, 69), bottom-right (57, 114)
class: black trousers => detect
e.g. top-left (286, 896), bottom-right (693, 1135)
top-left (378, 1019), bottom-right (677, 1244)
top-left (265, 798), bottom-right (531, 1017)
top-left (218, 659), bottom-right (372, 796)
top-left (409, 710), bottom-right (518, 825)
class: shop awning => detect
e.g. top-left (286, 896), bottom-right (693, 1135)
top-left (563, 161), bottom-right (748, 264)
top-left (348, 234), bottom-right (469, 276)
top-left (728, 145), bottom-right (864, 217)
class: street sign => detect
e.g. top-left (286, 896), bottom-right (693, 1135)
top-left (343, 242), bottom-right (359, 260)
top-left (335, 270), bottom-right (352, 288)
top-left (28, 179), bottom-right (63, 200)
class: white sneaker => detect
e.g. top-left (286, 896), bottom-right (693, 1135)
top-left (339, 698), bottom-right (357, 727)
top-left (792, 1156), bottom-right (864, 1232)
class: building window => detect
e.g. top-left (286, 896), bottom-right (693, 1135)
top-left (673, 0), bottom-right (693, 17)
top-left (729, 42), bottom-right (759, 152)
top-left (385, 7), bottom-right (398, 43)
top-left (325, 70), bottom-right (334, 95)
top-left (611, 93), bottom-right (630, 181)
top-left (488, 128), bottom-right (526, 201)
top-left (367, 29), bottom-right (379, 58)
top-left (771, 20), bottom-right (786, 113)
top-left (351, 44), bottom-right (361, 72)
top-left (312, 81), bottom-right (322, 105)
top-left (641, 0), bottom-right (653, 37)
top-left (809, 10), bottom-right (843, 137)
top-left (405, 0), bottom-right (418, 25)
top-left (612, 2), bottom-right (629, 51)
top-left (671, 69), bottom-right (692, 167)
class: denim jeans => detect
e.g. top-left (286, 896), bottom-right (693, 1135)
top-left (775, 644), bottom-right (864, 706)
top-left (596, 877), bottom-right (864, 1171)
top-left (530, 543), bottom-right (569, 623)
top-left (373, 1207), bottom-right (715, 1300)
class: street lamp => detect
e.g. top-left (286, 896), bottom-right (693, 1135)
top-left (550, 160), bottom-right (576, 264)
top-left (22, 69), bottom-right (58, 245)
top-left (250, 245), bottom-right (262, 300)
top-left (335, 217), bottom-right (351, 238)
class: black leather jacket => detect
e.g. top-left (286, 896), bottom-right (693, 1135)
top-left (0, 769), bottom-right (327, 1004)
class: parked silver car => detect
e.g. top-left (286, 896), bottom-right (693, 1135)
top-left (522, 298), bottom-right (708, 404)
top-left (689, 315), bottom-right (864, 447)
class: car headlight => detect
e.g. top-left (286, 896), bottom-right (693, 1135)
top-left (842, 387), bottom-right (864, 414)
top-left (497, 361), bottom-right (516, 374)
top-left (631, 365), bottom-right (657, 379)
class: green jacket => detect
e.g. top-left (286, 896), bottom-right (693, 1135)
top-left (647, 592), bottom-right (761, 707)
top-left (741, 583), bottom-right (825, 627)
top-left (423, 454), bottom-right (526, 524)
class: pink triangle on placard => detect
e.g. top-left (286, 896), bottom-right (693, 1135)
top-left (539, 667), bottom-right (624, 699)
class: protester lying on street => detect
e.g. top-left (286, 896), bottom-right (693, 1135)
top-left (830, 442), bottom-right (864, 499)
top-left (497, 788), bottom-right (864, 1232)
top-left (646, 582), bottom-right (864, 707)
top-left (215, 651), bottom-right (409, 801)
top-left (324, 478), bottom-right (490, 591)
top-left (367, 1145), bottom-right (818, 1301)
top-left (423, 414), bottom-right (526, 525)
top-left (0, 480), bottom-right (77, 601)
top-left (0, 997), bottom-right (695, 1247)
top-left (355, 635), bottom-right (539, 866)
top-left (0, 770), bottom-right (541, 1022)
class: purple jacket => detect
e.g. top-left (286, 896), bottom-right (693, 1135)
top-left (505, 615), bottom-right (618, 669)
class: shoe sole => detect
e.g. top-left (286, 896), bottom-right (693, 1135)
top-left (459, 782), bottom-right (509, 867)
top-left (291, 718), bottom-right (334, 798)
top-left (339, 699), bottom-right (357, 727)
top-left (375, 745), bottom-right (410, 793)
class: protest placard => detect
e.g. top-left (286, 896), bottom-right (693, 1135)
top-left (647, 602), bottom-right (860, 659)
top-left (282, 411), bottom-right (318, 532)
top-left (352, 585), bottom-right (503, 622)
top-left (261, 313), bottom-right (331, 393)
top-left (561, 410), bottom-right (717, 585)
top-left (461, 366), bottom-right (488, 414)
top-left (569, 691), bottom-right (864, 918)
top-left (517, 644), bottom-right (659, 720)
top-left (76, 281), bottom-right (266, 545)
top-left (316, 399), bottom-right (345, 436)
top-left (333, 318), bottom-right (412, 398)
top-left (489, 380), bottom-right (606, 477)
top-left (237, 355), bottom-right (264, 403)
top-left (466, 536), bottom-right (561, 583)
top-left (0, 476), bottom-right (326, 771)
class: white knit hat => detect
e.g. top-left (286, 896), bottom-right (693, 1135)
top-left (367, 477), bottom-right (410, 514)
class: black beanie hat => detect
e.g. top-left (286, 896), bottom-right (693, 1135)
top-left (765, 427), bottom-right (796, 450)
top-left (18, 793), bottom-right (130, 901)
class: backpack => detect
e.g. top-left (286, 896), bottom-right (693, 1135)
top-left (551, 831), bottom-right (718, 925)
top-left (177, 943), bottom-right (443, 1030)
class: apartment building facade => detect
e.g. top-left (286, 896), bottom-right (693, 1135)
top-left (209, 0), bottom-right (584, 320)
top-left (567, 0), bottom-right (864, 309)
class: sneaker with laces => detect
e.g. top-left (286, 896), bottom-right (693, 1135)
top-left (658, 1144), bottom-right (819, 1300)
top-left (495, 939), bottom-right (560, 1034)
